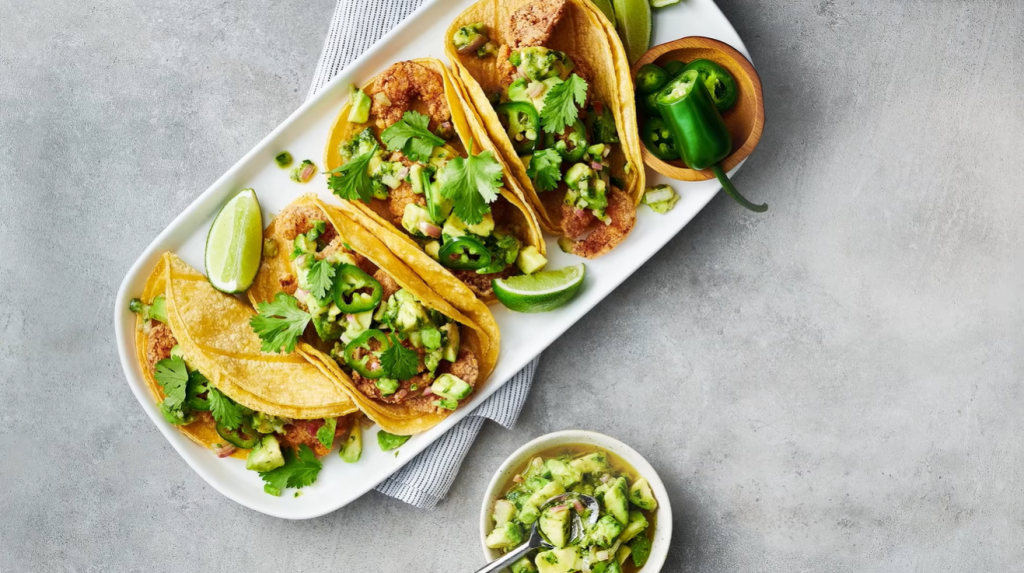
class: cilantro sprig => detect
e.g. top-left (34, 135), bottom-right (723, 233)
top-left (380, 334), bottom-right (420, 380)
top-left (527, 148), bottom-right (563, 192)
top-left (540, 74), bottom-right (588, 134)
top-left (380, 111), bottom-right (444, 162)
top-left (437, 146), bottom-right (503, 225)
top-left (208, 386), bottom-right (245, 430)
top-left (250, 293), bottom-right (312, 354)
top-left (259, 444), bottom-right (323, 496)
top-left (306, 259), bottom-right (336, 301)
top-left (154, 357), bottom-right (189, 409)
top-left (328, 142), bottom-right (378, 203)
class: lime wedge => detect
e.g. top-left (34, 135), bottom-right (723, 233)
top-left (612, 0), bottom-right (652, 64)
top-left (493, 264), bottom-right (586, 313)
top-left (589, 0), bottom-right (616, 23)
top-left (205, 188), bottom-right (263, 293)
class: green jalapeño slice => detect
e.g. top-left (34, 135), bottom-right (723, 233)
top-left (438, 236), bottom-right (493, 271)
top-left (331, 264), bottom-right (383, 313)
top-left (343, 329), bottom-right (390, 379)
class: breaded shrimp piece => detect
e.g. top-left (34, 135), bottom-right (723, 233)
top-left (569, 188), bottom-right (636, 259)
top-left (371, 61), bottom-right (451, 130)
top-left (506, 0), bottom-right (568, 49)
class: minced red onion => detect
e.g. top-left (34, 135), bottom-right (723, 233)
top-left (602, 147), bottom-right (611, 157)
top-left (346, 314), bottom-right (358, 323)
top-left (295, 288), bottom-right (309, 301)
top-left (513, 474), bottom-right (524, 483)
top-left (214, 444), bottom-right (237, 458)
top-left (591, 161), bottom-right (604, 171)
top-left (300, 163), bottom-right (317, 182)
top-left (575, 208), bottom-right (586, 217)
top-left (456, 35), bottom-right (487, 55)
top-left (422, 386), bottom-right (434, 397)
top-left (419, 221), bottom-right (442, 238)
top-left (396, 166), bottom-right (410, 179)
top-left (550, 504), bottom-right (567, 513)
top-left (599, 473), bottom-right (611, 483)
top-left (374, 92), bottom-right (392, 106)
top-left (527, 82), bottom-right (545, 99)
top-left (573, 499), bottom-right (585, 513)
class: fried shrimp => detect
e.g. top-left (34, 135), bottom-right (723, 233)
top-left (569, 189), bottom-right (636, 259)
top-left (507, 0), bottom-right (568, 49)
top-left (371, 61), bottom-right (451, 130)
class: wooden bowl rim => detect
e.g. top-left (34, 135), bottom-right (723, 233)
top-left (632, 36), bottom-right (765, 182)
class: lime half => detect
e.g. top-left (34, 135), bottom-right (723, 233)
top-left (612, 0), bottom-right (652, 64)
top-left (205, 188), bottom-right (263, 293)
top-left (493, 264), bottom-right (586, 313)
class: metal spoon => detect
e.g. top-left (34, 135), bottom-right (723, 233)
top-left (474, 493), bottom-right (600, 573)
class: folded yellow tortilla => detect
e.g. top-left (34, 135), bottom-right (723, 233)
top-left (323, 57), bottom-right (545, 305)
top-left (249, 194), bottom-right (500, 435)
top-left (445, 0), bottom-right (645, 236)
top-left (135, 253), bottom-right (358, 453)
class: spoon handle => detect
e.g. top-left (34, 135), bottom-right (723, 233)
top-left (472, 541), bottom-right (536, 573)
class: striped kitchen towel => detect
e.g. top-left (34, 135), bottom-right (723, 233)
top-left (308, 0), bottom-right (539, 510)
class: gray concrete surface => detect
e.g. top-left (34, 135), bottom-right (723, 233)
top-left (2, 0), bottom-right (1023, 571)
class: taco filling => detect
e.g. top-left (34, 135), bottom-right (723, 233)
top-left (326, 60), bottom-right (547, 300)
top-left (448, 0), bottom-right (639, 258)
top-left (252, 205), bottom-right (480, 416)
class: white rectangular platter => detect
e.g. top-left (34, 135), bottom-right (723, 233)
top-left (114, 0), bottom-right (752, 519)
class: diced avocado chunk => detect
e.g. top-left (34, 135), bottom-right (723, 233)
top-left (570, 452), bottom-right (611, 475)
top-left (425, 240), bottom-right (441, 260)
top-left (629, 477), bottom-right (658, 511)
top-left (339, 127), bottom-right (378, 162)
top-left (431, 373), bottom-right (473, 401)
top-left (616, 545), bottom-right (632, 566)
top-left (564, 162), bottom-right (594, 190)
top-left (394, 290), bottom-right (429, 332)
top-left (603, 477), bottom-right (630, 526)
top-left (245, 435), bottom-right (285, 472)
top-left (493, 498), bottom-right (517, 526)
top-left (545, 459), bottom-right (582, 488)
top-left (347, 85), bottom-right (371, 124)
top-left (516, 47), bottom-right (568, 81)
top-left (442, 215), bottom-right (467, 239)
top-left (508, 78), bottom-right (530, 102)
top-left (589, 514), bottom-right (624, 548)
top-left (618, 510), bottom-right (649, 543)
top-left (465, 212), bottom-right (495, 236)
top-left (629, 534), bottom-right (652, 568)
top-left (539, 504), bottom-right (571, 548)
top-left (402, 203), bottom-right (434, 237)
top-left (339, 423), bottom-right (362, 463)
top-left (535, 547), bottom-right (579, 573)
top-left (523, 456), bottom-right (547, 480)
top-left (169, 344), bottom-right (185, 361)
top-left (510, 557), bottom-right (538, 573)
top-left (485, 521), bottom-right (523, 549)
top-left (643, 184), bottom-right (679, 214)
top-left (516, 245), bottom-right (548, 275)
top-left (409, 164), bottom-right (427, 194)
top-left (441, 323), bottom-right (460, 362)
top-left (520, 481), bottom-right (565, 524)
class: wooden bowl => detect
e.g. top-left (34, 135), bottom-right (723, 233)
top-left (632, 36), bottom-right (765, 181)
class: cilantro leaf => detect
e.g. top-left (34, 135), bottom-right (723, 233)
top-left (306, 259), bottom-right (336, 301)
top-left (328, 142), bottom-right (378, 203)
top-left (540, 74), bottom-right (588, 134)
top-left (154, 357), bottom-right (189, 409)
top-left (259, 445), bottom-right (323, 496)
top-left (250, 293), bottom-right (311, 354)
top-left (380, 335), bottom-right (420, 380)
top-left (208, 386), bottom-right (244, 430)
top-left (437, 148), bottom-right (503, 225)
top-left (380, 111), bottom-right (444, 162)
top-left (185, 370), bottom-right (211, 411)
top-left (317, 418), bottom-right (337, 450)
top-left (527, 149), bottom-right (563, 192)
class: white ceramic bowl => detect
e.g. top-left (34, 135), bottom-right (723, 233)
top-left (479, 430), bottom-right (672, 572)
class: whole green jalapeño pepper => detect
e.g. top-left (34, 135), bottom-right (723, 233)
top-left (544, 119), bottom-right (588, 162)
top-left (496, 102), bottom-right (540, 156)
top-left (331, 264), bottom-right (383, 313)
top-left (682, 59), bottom-right (738, 113)
top-left (641, 117), bottom-right (680, 161)
top-left (438, 236), bottom-right (493, 270)
top-left (656, 70), bottom-right (767, 212)
top-left (343, 329), bottom-right (390, 379)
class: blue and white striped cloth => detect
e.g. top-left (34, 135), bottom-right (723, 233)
top-left (308, 0), bottom-right (539, 509)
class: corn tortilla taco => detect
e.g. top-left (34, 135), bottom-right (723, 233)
top-left (323, 57), bottom-right (548, 304)
top-left (130, 253), bottom-right (361, 495)
top-left (446, 0), bottom-right (644, 258)
top-left (248, 195), bottom-right (499, 435)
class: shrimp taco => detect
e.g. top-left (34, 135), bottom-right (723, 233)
top-left (323, 58), bottom-right (548, 304)
top-left (248, 195), bottom-right (498, 435)
top-left (446, 0), bottom-right (645, 258)
top-left (130, 253), bottom-right (361, 496)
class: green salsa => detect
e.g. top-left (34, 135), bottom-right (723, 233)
top-left (488, 445), bottom-right (658, 573)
